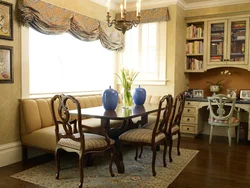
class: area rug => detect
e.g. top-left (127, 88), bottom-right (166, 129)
top-left (12, 147), bottom-right (198, 188)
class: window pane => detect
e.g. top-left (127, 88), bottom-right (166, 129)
top-left (29, 28), bottom-right (115, 94)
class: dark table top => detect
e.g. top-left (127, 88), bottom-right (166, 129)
top-left (69, 103), bottom-right (160, 120)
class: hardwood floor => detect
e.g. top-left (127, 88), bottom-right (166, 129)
top-left (0, 135), bottom-right (250, 188)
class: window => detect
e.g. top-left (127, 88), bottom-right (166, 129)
top-left (119, 22), bottom-right (167, 85)
top-left (22, 27), bottom-right (116, 98)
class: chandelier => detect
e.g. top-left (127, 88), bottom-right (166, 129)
top-left (106, 0), bottom-right (141, 34)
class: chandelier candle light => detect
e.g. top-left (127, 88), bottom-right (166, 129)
top-left (106, 0), bottom-right (141, 34)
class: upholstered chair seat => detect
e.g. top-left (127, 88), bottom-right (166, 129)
top-left (119, 128), bottom-right (165, 144)
top-left (58, 133), bottom-right (115, 151)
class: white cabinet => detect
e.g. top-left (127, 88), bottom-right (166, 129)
top-left (180, 101), bottom-right (203, 136)
top-left (207, 18), bottom-right (249, 70)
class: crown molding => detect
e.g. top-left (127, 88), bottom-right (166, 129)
top-left (91, 0), bottom-right (250, 12)
top-left (184, 0), bottom-right (250, 10)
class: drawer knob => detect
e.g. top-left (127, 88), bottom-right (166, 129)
top-left (187, 109), bottom-right (190, 112)
top-left (187, 128), bottom-right (189, 130)
top-left (187, 118), bottom-right (190, 121)
top-left (188, 102), bottom-right (190, 105)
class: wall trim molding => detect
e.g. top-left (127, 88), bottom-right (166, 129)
top-left (91, 0), bottom-right (250, 11)
top-left (0, 141), bottom-right (22, 167)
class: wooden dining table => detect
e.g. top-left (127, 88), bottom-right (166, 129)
top-left (69, 103), bottom-right (161, 173)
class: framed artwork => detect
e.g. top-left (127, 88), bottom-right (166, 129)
top-left (227, 89), bottom-right (237, 98)
top-left (0, 45), bottom-right (13, 83)
top-left (240, 90), bottom-right (250, 100)
top-left (193, 89), bottom-right (204, 98)
top-left (0, 1), bottom-right (13, 40)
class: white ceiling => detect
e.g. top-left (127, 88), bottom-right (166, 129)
top-left (92, 0), bottom-right (250, 11)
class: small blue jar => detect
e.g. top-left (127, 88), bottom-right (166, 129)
top-left (133, 85), bottom-right (146, 105)
top-left (102, 86), bottom-right (118, 110)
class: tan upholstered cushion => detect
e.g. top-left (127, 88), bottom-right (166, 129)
top-left (21, 125), bottom-right (58, 151)
top-left (22, 100), bottom-right (42, 134)
top-left (36, 99), bottom-right (54, 128)
top-left (119, 128), bottom-right (165, 144)
top-left (58, 133), bottom-right (115, 151)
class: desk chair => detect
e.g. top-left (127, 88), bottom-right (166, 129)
top-left (51, 94), bottom-right (115, 188)
top-left (207, 94), bottom-right (240, 147)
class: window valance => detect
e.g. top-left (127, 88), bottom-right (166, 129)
top-left (115, 7), bottom-right (170, 23)
top-left (18, 0), bottom-right (123, 51)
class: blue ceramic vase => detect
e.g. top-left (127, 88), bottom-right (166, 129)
top-left (102, 86), bottom-right (118, 110)
top-left (133, 85), bottom-right (146, 105)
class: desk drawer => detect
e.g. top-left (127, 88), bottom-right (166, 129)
top-left (183, 107), bottom-right (197, 114)
top-left (185, 101), bottom-right (198, 107)
top-left (181, 116), bottom-right (197, 124)
top-left (181, 124), bottom-right (196, 133)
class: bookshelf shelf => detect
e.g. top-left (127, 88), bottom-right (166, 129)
top-left (185, 21), bottom-right (205, 72)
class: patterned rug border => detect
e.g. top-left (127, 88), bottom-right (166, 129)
top-left (11, 147), bottom-right (199, 188)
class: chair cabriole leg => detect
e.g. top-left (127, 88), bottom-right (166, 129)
top-left (152, 146), bottom-right (157, 176)
top-left (177, 131), bottom-right (181, 156)
top-left (209, 125), bottom-right (213, 144)
top-left (79, 154), bottom-right (84, 188)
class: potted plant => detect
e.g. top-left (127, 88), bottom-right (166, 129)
top-left (206, 79), bottom-right (224, 96)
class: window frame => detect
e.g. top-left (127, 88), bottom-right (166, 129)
top-left (118, 21), bottom-right (167, 86)
top-left (21, 26), bottom-right (117, 99)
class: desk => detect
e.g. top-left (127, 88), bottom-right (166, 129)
top-left (69, 103), bottom-right (160, 173)
top-left (181, 98), bottom-right (250, 140)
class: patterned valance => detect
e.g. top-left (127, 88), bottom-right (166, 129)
top-left (116, 7), bottom-right (170, 23)
top-left (18, 0), bottom-right (123, 51)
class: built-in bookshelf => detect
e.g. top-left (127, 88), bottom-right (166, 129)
top-left (207, 18), bottom-right (248, 66)
top-left (185, 22), bottom-right (204, 72)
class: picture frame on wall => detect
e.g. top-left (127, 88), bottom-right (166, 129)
top-left (240, 90), bottom-right (250, 100)
top-left (0, 1), bottom-right (13, 40)
top-left (193, 89), bottom-right (204, 98)
top-left (0, 45), bottom-right (13, 83)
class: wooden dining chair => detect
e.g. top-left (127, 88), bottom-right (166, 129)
top-left (51, 94), bottom-right (115, 188)
top-left (167, 92), bottom-right (186, 162)
top-left (118, 94), bottom-right (173, 176)
top-left (139, 92), bottom-right (185, 163)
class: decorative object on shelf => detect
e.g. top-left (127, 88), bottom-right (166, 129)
top-left (193, 89), bottom-right (204, 98)
top-left (0, 1), bottom-right (13, 40)
top-left (227, 89), bottom-right (237, 98)
top-left (240, 90), bottom-right (250, 100)
top-left (206, 70), bottom-right (232, 96)
top-left (106, 0), bottom-right (141, 34)
top-left (102, 86), bottom-right (118, 110)
top-left (0, 45), bottom-right (13, 83)
top-left (133, 85), bottom-right (146, 105)
top-left (115, 68), bottom-right (139, 109)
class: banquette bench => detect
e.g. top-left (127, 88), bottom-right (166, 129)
top-left (19, 94), bottom-right (162, 160)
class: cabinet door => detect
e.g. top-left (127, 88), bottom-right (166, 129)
top-left (227, 18), bottom-right (249, 65)
top-left (207, 20), bottom-right (227, 65)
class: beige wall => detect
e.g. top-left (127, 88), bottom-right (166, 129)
top-left (0, 0), bottom-right (21, 145)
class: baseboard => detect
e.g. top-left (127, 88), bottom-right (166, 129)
top-left (0, 141), bottom-right (22, 167)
